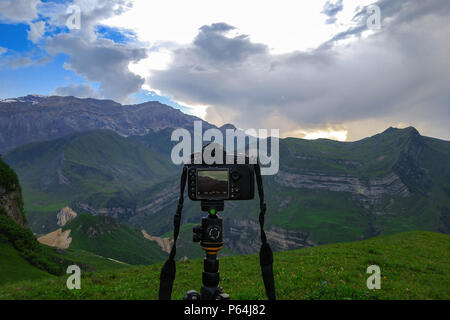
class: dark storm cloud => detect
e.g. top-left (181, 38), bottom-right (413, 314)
top-left (321, 0), bottom-right (343, 24)
top-left (148, 0), bottom-right (450, 140)
top-left (192, 23), bottom-right (267, 64)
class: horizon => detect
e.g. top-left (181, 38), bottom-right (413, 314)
top-left (2, 93), bottom-right (443, 143)
top-left (0, 1), bottom-right (449, 142)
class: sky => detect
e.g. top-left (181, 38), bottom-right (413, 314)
top-left (0, 0), bottom-right (449, 141)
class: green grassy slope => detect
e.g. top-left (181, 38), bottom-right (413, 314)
top-left (0, 240), bottom-right (126, 286)
top-left (42, 246), bottom-right (129, 272)
top-left (0, 156), bottom-right (128, 284)
top-left (63, 213), bottom-right (167, 265)
top-left (0, 239), bottom-right (54, 285)
top-left (0, 231), bottom-right (448, 300)
top-left (0, 210), bottom-right (127, 280)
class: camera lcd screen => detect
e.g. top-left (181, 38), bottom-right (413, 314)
top-left (197, 170), bottom-right (229, 199)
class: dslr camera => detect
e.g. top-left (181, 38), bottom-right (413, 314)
top-left (186, 151), bottom-right (255, 203)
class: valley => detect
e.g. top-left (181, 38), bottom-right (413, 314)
top-left (1, 95), bottom-right (449, 275)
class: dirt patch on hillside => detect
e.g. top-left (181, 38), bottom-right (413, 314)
top-left (38, 228), bottom-right (72, 249)
top-left (141, 230), bottom-right (173, 253)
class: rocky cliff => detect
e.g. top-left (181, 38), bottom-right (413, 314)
top-left (0, 157), bottom-right (27, 227)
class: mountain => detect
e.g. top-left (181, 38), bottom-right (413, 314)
top-left (5, 126), bottom-right (450, 258)
top-left (0, 95), bottom-right (215, 153)
top-left (276, 127), bottom-right (450, 236)
top-left (5, 129), bottom-right (178, 234)
top-left (0, 157), bottom-right (126, 285)
top-left (58, 212), bottom-right (166, 265)
top-left (1, 231), bottom-right (449, 299)
top-left (0, 156), bottom-right (55, 284)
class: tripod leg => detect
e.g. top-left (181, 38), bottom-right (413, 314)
top-left (201, 253), bottom-right (220, 300)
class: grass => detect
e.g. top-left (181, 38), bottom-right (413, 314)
top-left (270, 189), bottom-right (368, 244)
top-left (0, 231), bottom-right (448, 300)
top-left (42, 246), bottom-right (129, 272)
top-left (0, 240), bottom-right (126, 286)
top-left (0, 240), bottom-right (54, 286)
top-left (62, 213), bottom-right (167, 265)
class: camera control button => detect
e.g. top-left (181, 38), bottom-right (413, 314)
top-left (231, 171), bottom-right (240, 181)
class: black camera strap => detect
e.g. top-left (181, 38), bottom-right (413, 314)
top-left (254, 163), bottom-right (276, 300)
top-left (158, 163), bottom-right (276, 300)
top-left (158, 166), bottom-right (187, 300)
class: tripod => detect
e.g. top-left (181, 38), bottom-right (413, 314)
top-left (184, 200), bottom-right (230, 300)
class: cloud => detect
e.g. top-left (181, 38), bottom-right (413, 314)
top-left (54, 84), bottom-right (101, 99)
top-left (0, 47), bottom-right (6, 56)
top-left (148, 0), bottom-right (450, 141)
top-left (47, 34), bottom-right (147, 103)
top-left (321, 0), bottom-right (343, 24)
top-left (28, 21), bottom-right (46, 43)
top-left (40, 0), bottom-right (147, 103)
top-left (0, 0), bottom-right (41, 23)
top-left (192, 23), bottom-right (267, 64)
top-left (0, 55), bottom-right (50, 69)
top-left (69, 0), bottom-right (134, 42)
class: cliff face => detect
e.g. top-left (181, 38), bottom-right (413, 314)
top-left (225, 218), bottom-right (315, 253)
top-left (0, 157), bottom-right (27, 228)
top-left (0, 188), bottom-right (27, 228)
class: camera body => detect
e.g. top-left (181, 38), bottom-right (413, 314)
top-left (186, 153), bottom-right (255, 201)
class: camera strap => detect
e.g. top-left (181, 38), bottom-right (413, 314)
top-left (158, 163), bottom-right (276, 300)
top-left (254, 163), bottom-right (276, 300)
top-left (158, 166), bottom-right (187, 300)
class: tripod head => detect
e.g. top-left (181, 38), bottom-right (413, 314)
top-left (186, 200), bottom-right (228, 300)
top-left (192, 201), bottom-right (224, 249)
top-left (201, 199), bottom-right (224, 214)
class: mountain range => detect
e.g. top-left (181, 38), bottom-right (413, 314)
top-left (1, 95), bottom-right (449, 259)
top-left (0, 95), bottom-right (214, 154)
